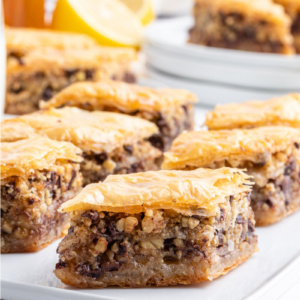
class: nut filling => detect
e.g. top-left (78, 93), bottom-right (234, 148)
top-left (81, 140), bottom-right (162, 186)
top-left (55, 192), bottom-right (257, 288)
top-left (188, 2), bottom-right (294, 54)
top-left (5, 59), bottom-right (136, 115)
top-left (1, 163), bottom-right (82, 253)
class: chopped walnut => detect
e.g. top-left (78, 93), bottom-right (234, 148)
top-left (124, 217), bottom-right (138, 233)
top-left (95, 237), bottom-right (108, 253)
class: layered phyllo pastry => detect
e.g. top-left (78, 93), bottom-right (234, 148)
top-left (1, 137), bottom-right (83, 253)
top-left (188, 0), bottom-right (295, 54)
top-left (40, 80), bottom-right (197, 150)
top-left (54, 168), bottom-right (257, 288)
top-left (205, 94), bottom-right (300, 130)
top-left (6, 107), bottom-right (163, 186)
top-left (163, 127), bottom-right (300, 225)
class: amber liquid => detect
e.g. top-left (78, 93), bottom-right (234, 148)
top-left (3, 0), bottom-right (45, 28)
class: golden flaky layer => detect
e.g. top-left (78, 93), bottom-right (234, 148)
top-left (1, 119), bottom-right (40, 142)
top-left (6, 47), bottom-right (137, 74)
top-left (10, 107), bottom-right (159, 152)
top-left (274, 0), bottom-right (300, 17)
top-left (40, 80), bottom-right (198, 113)
top-left (5, 26), bottom-right (97, 55)
top-left (195, 0), bottom-right (292, 25)
top-left (162, 126), bottom-right (300, 170)
top-left (1, 137), bottom-right (82, 180)
top-left (60, 168), bottom-right (252, 216)
top-left (205, 94), bottom-right (300, 130)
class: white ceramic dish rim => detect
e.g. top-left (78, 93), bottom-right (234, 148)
top-left (144, 44), bottom-right (300, 90)
top-left (144, 16), bottom-right (300, 69)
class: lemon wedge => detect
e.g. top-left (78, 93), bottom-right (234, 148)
top-left (120, 0), bottom-right (155, 25)
top-left (51, 0), bottom-right (143, 47)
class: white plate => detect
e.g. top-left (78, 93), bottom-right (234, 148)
top-left (2, 108), bottom-right (300, 300)
top-left (144, 45), bottom-right (300, 90)
top-left (146, 66), bottom-right (287, 107)
top-left (145, 16), bottom-right (300, 70)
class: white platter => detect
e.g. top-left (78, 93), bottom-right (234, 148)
top-left (2, 107), bottom-right (300, 300)
top-left (145, 16), bottom-right (300, 70)
top-left (146, 66), bottom-right (286, 107)
top-left (144, 17), bottom-right (300, 93)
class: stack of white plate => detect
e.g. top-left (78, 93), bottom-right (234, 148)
top-left (144, 16), bottom-right (300, 107)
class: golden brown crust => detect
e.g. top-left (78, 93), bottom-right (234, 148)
top-left (205, 94), bottom-right (300, 130)
top-left (39, 80), bottom-right (198, 113)
top-left (1, 119), bottom-right (40, 142)
top-left (5, 26), bottom-right (98, 55)
top-left (11, 107), bottom-right (159, 152)
top-left (274, 0), bottom-right (300, 18)
top-left (1, 137), bottom-right (82, 180)
top-left (6, 47), bottom-right (137, 74)
top-left (162, 126), bottom-right (300, 170)
top-left (194, 0), bottom-right (292, 23)
top-left (60, 168), bottom-right (252, 216)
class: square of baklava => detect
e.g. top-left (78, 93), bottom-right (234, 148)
top-left (205, 93), bottom-right (300, 130)
top-left (189, 0), bottom-right (294, 54)
top-left (163, 126), bottom-right (300, 226)
top-left (7, 107), bottom-right (163, 186)
top-left (40, 80), bottom-right (198, 150)
top-left (6, 46), bottom-right (136, 115)
top-left (274, 0), bottom-right (300, 52)
top-left (54, 168), bottom-right (257, 288)
top-left (1, 137), bottom-right (83, 253)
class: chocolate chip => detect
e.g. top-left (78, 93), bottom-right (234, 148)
top-left (219, 208), bottom-right (225, 222)
top-left (148, 134), bottom-right (164, 151)
top-left (123, 72), bottom-right (136, 83)
top-left (248, 220), bottom-right (255, 232)
top-left (68, 226), bottom-right (74, 234)
top-left (164, 238), bottom-right (175, 251)
top-left (229, 195), bottom-right (234, 204)
top-left (156, 113), bottom-right (169, 134)
top-left (295, 143), bottom-right (300, 149)
top-left (68, 169), bottom-right (77, 190)
top-left (284, 160), bottom-right (296, 176)
top-left (163, 256), bottom-right (178, 264)
top-left (181, 241), bottom-right (203, 258)
top-left (65, 68), bottom-right (79, 78)
top-left (27, 198), bottom-right (35, 205)
top-left (118, 243), bottom-right (127, 256)
top-left (56, 260), bottom-right (67, 269)
top-left (85, 69), bottom-right (95, 80)
top-left (123, 145), bottom-right (133, 154)
top-left (106, 221), bottom-right (119, 238)
top-left (82, 210), bottom-right (100, 225)
top-left (95, 152), bottom-right (108, 164)
top-left (265, 199), bottom-right (274, 207)
top-left (191, 215), bottom-right (201, 220)
top-left (76, 262), bottom-right (102, 279)
top-left (41, 86), bottom-right (53, 100)
top-left (130, 162), bottom-right (144, 173)
top-left (102, 261), bottom-right (120, 272)
top-left (235, 214), bottom-right (244, 224)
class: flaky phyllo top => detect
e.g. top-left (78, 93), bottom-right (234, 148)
top-left (195, 0), bottom-right (291, 24)
top-left (8, 107), bottom-right (159, 152)
top-left (5, 26), bottom-right (97, 55)
top-left (162, 126), bottom-right (300, 170)
top-left (1, 137), bottom-right (82, 180)
top-left (39, 80), bottom-right (198, 113)
top-left (60, 168), bottom-right (252, 216)
top-left (7, 46), bottom-right (136, 74)
top-left (206, 94), bottom-right (300, 130)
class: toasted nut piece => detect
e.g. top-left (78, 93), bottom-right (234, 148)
top-left (151, 238), bottom-right (163, 249)
top-left (2, 222), bottom-right (13, 234)
top-left (140, 241), bottom-right (156, 249)
top-left (95, 237), bottom-right (108, 253)
top-left (124, 217), bottom-right (138, 233)
top-left (173, 238), bottom-right (184, 247)
top-left (111, 242), bottom-right (119, 253)
top-left (188, 217), bottom-right (200, 229)
top-left (116, 218), bottom-right (125, 232)
top-left (145, 209), bottom-right (153, 217)
top-left (142, 211), bottom-right (165, 233)
top-left (181, 217), bottom-right (189, 227)
top-left (103, 159), bottom-right (116, 172)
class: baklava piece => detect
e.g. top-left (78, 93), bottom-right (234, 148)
top-left (205, 93), bottom-right (300, 130)
top-left (40, 80), bottom-right (198, 150)
top-left (188, 0), bottom-right (295, 54)
top-left (9, 107), bottom-right (162, 186)
top-left (54, 168), bottom-right (257, 288)
top-left (1, 137), bottom-right (83, 253)
top-left (163, 127), bottom-right (300, 226)
top-left (5, 26), bottom-right (98, 59)
top-left (6, 47), bottom-right (136, 115)
top-left (274, 0), bottom-right (300, 52)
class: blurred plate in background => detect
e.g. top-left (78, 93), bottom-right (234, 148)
top-left (144, 17), bottom-right (300, 106)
